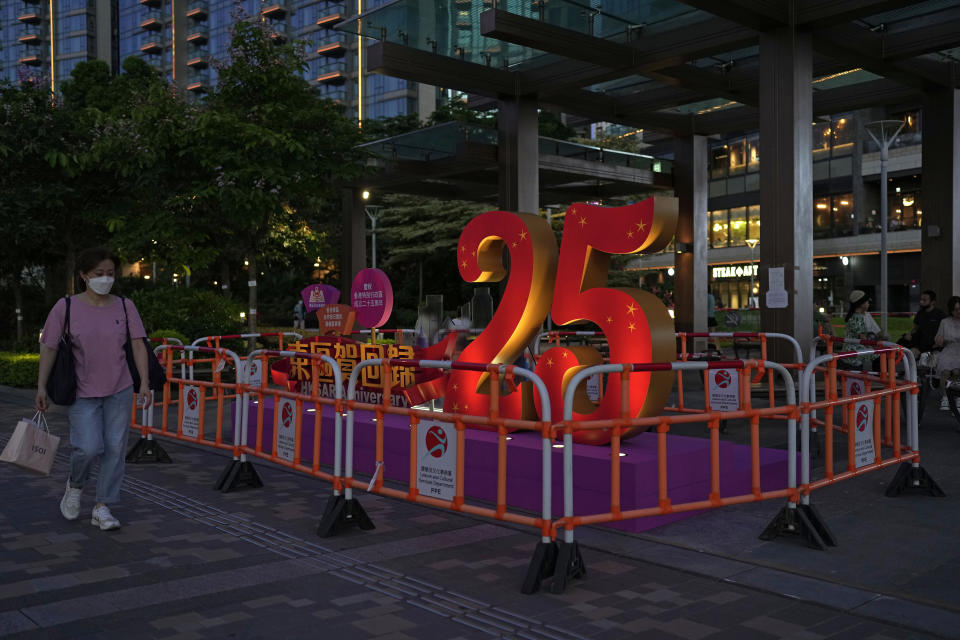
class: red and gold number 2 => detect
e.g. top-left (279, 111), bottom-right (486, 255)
top-left (447, 197), bottom-right (678, 444)
top-left (540, 198), bottom-right (678, 443)
top-left (443, 211), bottom-right (558, 420)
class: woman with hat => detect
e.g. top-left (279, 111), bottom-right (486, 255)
top-left (843, 290), bottom-right (885, 369)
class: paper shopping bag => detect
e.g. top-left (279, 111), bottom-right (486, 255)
top-left (0, 412), bottom-right (60, 476)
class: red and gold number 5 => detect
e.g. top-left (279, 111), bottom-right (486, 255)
top-left (443, 211), bottom-right (558, 420)
top-left (538, 198), bottom-right (678, 444)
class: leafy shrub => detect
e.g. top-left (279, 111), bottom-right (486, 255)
top-left (149, 328), bottom-right (190, 344)
top-left (0, 352), bottom-right (39, 388)
top-left (130, 287), bottom-right (243, 342)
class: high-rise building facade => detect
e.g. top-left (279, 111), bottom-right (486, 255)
top-left (2, 0), bottom-right (429, 122)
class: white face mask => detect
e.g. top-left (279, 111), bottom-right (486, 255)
top-left (86, 276), bottom-right (115, 295)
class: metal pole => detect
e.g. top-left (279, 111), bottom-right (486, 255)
top-left (879, 147), bottom-right (888, 336)
top-left (365, 205), bottom-right (381, 270)
top-left (866, 120), bottom-right (904, 338)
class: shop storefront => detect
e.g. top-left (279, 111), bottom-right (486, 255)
top-left (710, 263), bottom-right (758, 309)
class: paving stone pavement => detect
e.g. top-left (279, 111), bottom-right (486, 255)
top-left (1, 383), bottom-right (959, 639)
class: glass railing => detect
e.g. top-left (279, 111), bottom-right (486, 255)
top-left (359, 122), bottom-right (672, 172)
top-left (539, 136), bottom-right (669, 173)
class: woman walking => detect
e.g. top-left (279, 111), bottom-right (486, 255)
top-left (35, 248), bottom-right (151, 530)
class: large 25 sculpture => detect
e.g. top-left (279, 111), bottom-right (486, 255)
top-left (443, 197), bottom-right (679, 444)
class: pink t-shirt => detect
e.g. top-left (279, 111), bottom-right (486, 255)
top-left (41, 295), bottom-right (148, 398)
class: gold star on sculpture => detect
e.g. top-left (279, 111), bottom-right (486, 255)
top-left (461, 260), bottom-right (468, 269)
top-left (546, 358), bottom-right (554, 367)
top-left (561, 351), bottom-right (568, 359)
top-left (578, 216), bottom-right (587, 228)
top-left (453, 403), bottom-right (459, 412)
top-left (628, 322), bottom-right (636, 332)
top-left (607, 316), bottom-right (614, 324)
top-left (512, 241), bottom-right (518, 248)
top-left (627, 230), bottom-right (634, 238)
top-left (626, 303), bottom-right (638, 316)
top-left (519, 230), bottom-right (528, 240)
top-left (471, 250), bottom-right (476, 256)
top-left (452, 383), bottom-right (458, 391)
top-left (635, 220), bottom-right (647, 232)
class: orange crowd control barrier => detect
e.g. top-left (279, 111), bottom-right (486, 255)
top-left (317, 357), bottom-right (561, 594)
top-left (126, 335), bottom-right (943, 597)
top-left (547, 359), bottom-right (798, 593)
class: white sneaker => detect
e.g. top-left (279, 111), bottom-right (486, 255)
top-left (60, 482), bottom-right (82, 521)
top-left (90, 504), bottom-right (121, 531)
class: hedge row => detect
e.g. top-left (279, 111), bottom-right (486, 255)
top-left (0, 352), bottom-right (39, 388)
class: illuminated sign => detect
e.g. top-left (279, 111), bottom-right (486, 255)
top-left (446, 197), bottom-right (679, 444)
top-left (712, 264), bottom-right (758, 279)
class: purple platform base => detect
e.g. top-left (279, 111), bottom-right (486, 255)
top-left (234, 399), bottom-right (792, 533)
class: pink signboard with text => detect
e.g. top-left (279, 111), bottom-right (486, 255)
top-left (350, 268), bottom-right (393, 328)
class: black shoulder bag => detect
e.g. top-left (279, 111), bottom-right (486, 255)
top-left (45, 297), bottom-right (77, 406)
top-left (121, 297), bottom-right (167, 391)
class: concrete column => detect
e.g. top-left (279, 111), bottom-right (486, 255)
top-left (497, 95), bottom-right (539, 213)
top-left (758, 26), bottom-right (814, 358)
top-left (673, 135), bottom-right (709, 338)
top-left (341, 188), bottom-right (367, 287)
top-left (920, 88), bottom-right (960, 298)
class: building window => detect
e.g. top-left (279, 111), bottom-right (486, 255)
top-left (814, 193), bottom-right (853, 238)
top-left (710, 209), bottom-right (728, 248)
top-left (728, 138), bottom-right (746, 176)
top-left (710, 144), bottom-right (728, 180)
top-left (747, 204), bottom-right (760, 241)
top-left (728, 206), bottom-right (747, 245)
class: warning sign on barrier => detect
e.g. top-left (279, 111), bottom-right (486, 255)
top-left (247, 360), bottom-right (262, 388)
top-left (276, 397), bottom-right (296, 462)
top-left (845, 378), bottom-right (875, 467)
top-left (181, 386), bottom-right (201, 438)
top-left (417, 420), bottom-right (457, 501)
top-left (708, 368), bottom-right (739, 411)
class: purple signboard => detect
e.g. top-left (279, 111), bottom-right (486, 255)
top-left (301, 284), bottom-right (340, 313)
top-left (350, 268), bottom-right (393, 328)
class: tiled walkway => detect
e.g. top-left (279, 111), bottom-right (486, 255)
top-left (2, 384), bottom-right (958, 639)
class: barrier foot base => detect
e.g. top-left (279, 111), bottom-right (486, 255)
top-left (759, 504), bottom-right (837, 550)
top-left (520, 541), bottom-right (557, 595)
top-left (214, 460), bottom-right (264, 492)
top-left (549, 541), bottom-right (586, 595)
top-left (316, 495), bottom-right (375, 537)
top-left (125, 437), bottom-right (172, 464)
top-left (884, 462), bottom-right (945, 497)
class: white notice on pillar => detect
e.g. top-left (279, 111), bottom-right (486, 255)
top-left (417, 419), bottom-right (457, 501)
top-left (180, 385), bottom-right (201, 438)
top-left (708, 368), bottom-right (740, 411)
top-left (766, 266), bottom-right (788, 309)
top-left (276, 397), bottom-right (297, 462)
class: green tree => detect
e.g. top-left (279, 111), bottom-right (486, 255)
top-left (180, 20), bottom-right (365, 334)
top-left (0, 77), bottom-right (64, 339)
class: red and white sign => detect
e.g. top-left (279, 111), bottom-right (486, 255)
top-left (245, 359), bottom-right (263, 388)
top-left (181, 386), bottom-right (201, 438)
top-left (845, 378), bottom-right (875, 467)
top-left (350, 268), bottom-right (393, 328)
top-left (417, 420), bottom-right (457, 501)
top-left (708, 368), bottom-right (739, 411)
top-left (276, 397), bottom-right (297, 462)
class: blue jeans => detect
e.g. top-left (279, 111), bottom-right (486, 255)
top-left (67, 386), bottom-right (133, 504)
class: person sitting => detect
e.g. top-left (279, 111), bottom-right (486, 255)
top-left (843, 290), bottom-right (886, 370)
top-left (934, 296), bottom-right (960, 411)
top-left (899, 289), bottom-right (946, 359)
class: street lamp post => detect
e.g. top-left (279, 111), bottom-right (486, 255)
top-left (745, 237), bottom-right (758, 309)
top-left (865, 120), bottom-right (905, 337)
top-left (365, 205), bottom-right (382, 269)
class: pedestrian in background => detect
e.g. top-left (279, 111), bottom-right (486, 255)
top-left (934, 296), bottom-right (960, 411)
top-left (293, 299), bottom-right (306, 330)
top-left (35, 247), bottom-right (151, 531)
